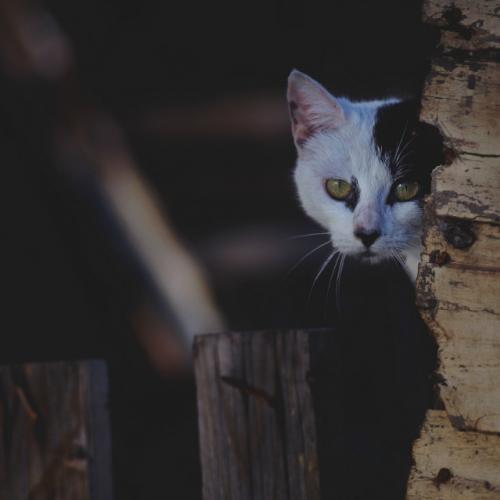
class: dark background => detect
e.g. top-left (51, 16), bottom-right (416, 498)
top-left (2, 1), bottom-right (437, 498)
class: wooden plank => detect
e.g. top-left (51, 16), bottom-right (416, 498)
top-left (407, 410), bottom-right (500, 499)
top-left (421, 60), bottom-right (500, 156)
top-left (423, 0), bottom-right (500, 50)
top-left (0, 360), bottom-right (113, 500)
top-left (194, 331), bottom-right (321, 500)
top-left (275, 333), bottom-right (320, 498)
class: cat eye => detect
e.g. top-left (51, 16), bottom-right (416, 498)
top-left (394, 181), bottom-right (420, 201)
top-left (325, 179), bottom-right (352, 200)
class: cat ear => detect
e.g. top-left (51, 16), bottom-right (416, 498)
top-left (287, 70), bottom-right (345, 148)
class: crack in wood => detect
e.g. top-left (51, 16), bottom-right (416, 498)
top-left (461, 151), bottom-right (500, 158)
top-left (220, 375), bottom-right (276, 408)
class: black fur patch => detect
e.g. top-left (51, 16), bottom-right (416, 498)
top-left (345, 176), bottom-right (360, 211)
top-left (373, 100), bottom-right (444, 198)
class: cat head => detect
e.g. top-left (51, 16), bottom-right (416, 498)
top-left (287, 70), bottom-right (443, 272)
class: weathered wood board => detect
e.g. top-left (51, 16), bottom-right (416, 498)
top-left (194, 330), bottom-right (321, 500)
top-left (0, 360), bottom-right (113, 500)
top-left (408, 0), bottom-right (500, 496)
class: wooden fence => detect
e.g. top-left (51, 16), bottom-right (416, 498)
top-left (0, 361), bottom-right (113, 500)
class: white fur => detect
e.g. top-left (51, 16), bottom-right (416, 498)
top-left (289, 71), bottom-right (422, 281)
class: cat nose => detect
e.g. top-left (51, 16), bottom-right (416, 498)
top-left (354, 229), bottom-right (380, 248)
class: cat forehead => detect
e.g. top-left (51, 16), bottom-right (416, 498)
top-left (298, 97), bottom-right (423, 179)
top-left (299, 99), bottom-right (399, 175)
top-left (345, 97), bottom-right (417, 159)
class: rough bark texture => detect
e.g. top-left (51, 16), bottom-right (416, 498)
top-left (408, 0), bottom-right (500, 496)
top-left (194, 330), bottom-right (321, 500)
top-left (407, 410), bottom-right (500, 499)
top-left (0, 360), bottom-right (113, 500)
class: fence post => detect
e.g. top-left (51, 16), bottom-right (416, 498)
top-left (0, 360), bottom-right (113, 499)
top-left (194, 330), bottom-right (328, 500)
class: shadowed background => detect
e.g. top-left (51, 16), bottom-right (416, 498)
top-left (1, 0), bottom-right (436, 497)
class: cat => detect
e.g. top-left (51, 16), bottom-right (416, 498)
top-left (287, 69), bottom-right (443, 282)
top-left (286, 70), bottom-right (442, 499)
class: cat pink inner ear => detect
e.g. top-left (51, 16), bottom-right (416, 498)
top-left (287, 70), bottom-right (345, 147)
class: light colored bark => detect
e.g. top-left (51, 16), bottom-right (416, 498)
top-left (407, 411), bottom-right (500, 499)
top-left (423, 0), bottom-right (500, 50)
top-left (408, 0), bottom-right (500, 497)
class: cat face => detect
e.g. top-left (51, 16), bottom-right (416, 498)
top-left (287, 70), bottom-right (442, 275)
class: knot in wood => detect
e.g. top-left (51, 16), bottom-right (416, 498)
top-left (442, 219), bottom-right (476, 249)
top-left (434, 467), bottom-right (453, 488)
top-left (429, 250), bottom-right (451, 266)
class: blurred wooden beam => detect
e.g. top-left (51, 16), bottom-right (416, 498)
top-left (0, 0), bottom-right (224, 361)
top-left (138, 93), bottom-right (290, 141)
top-left (56, 116), bottom-right (225, 348)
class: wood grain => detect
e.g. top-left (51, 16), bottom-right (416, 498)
top-left (0, 360), bottom-right (113, 500)
top-left (194, 330), bottom-right (321, 500)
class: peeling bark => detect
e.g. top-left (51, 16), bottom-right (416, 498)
top-left (408, 0), bottom-right (500, 496)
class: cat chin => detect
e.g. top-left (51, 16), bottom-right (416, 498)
top-left (353, 252), bottom-right (385, 265)
top-left (345, 249), bottom-right (419, 282)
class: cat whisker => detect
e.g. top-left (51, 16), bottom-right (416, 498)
top-left (388, 250), bottom-right (399, 268)
top-left (391, 239), bottom-right (414, 249)
top-left (286, 232), bottom-right (330, 240)
top-left (397, 135), bottom-right (416, 160)
top-left (394, 163), bottom-right (413, 178)
top-left (395, 153), bottom-right (415, 176)
top-left (390, 249), bottom-right (406, 269)
top-left (392, 122), bottom-right (409, 167)
top-left (308, 250), bottom-right (339, 304)
top-left (394, 138), bottom-right (417, 176)
top-left (285, 240), bottom-right (331, 279)
top-left (325, 251), bottom-right (342, 312)
top-left (392, 123), bottom-right (418, 177)
top-left (395, 249), bottom-right (407, 265)
top-left (390, 252), bottom-right (401, 270)
top-left (335, 254), bottom-right (347, 312)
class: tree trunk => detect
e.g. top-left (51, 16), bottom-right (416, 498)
top-left (407, 0), bottom-right (500, 497)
